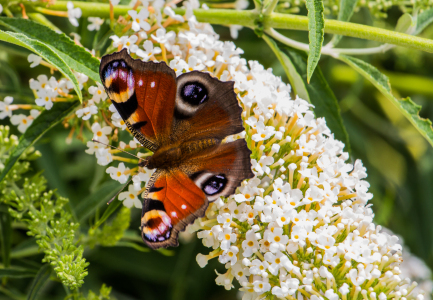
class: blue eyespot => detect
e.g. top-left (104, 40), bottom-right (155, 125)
top-left (181, 82), bottom-right (208, 106)
top-left (203, 174), bottom-right (227, 195)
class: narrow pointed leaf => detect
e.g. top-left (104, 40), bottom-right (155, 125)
top-left (339, 55), bottom-right (433, 147)
top-left (93, 200), bottom-right (122, 230)
top-left (0, 17), bottom-right (100, 82)
top-left (415, 8), bottom-right (433, 35)
top-left (264, 37), bottom-right (351, 153)
top-left (263, 35), bottom-right (310, 101)
top-left (0, 210), bottom-right (12, 268)
top-left (0, 267), bottom-right (37, 278)
top-left (305, 0), bottom-right (325, 82)
top-left (74, 180), bottom-right (124, 222)
top-left (0, 101), bottom-right (79, 184)
top-left (0, 30), bottom-right (82, 101)
top-left (26, 264), bottom-right (52, 300)
top-left (395, 13), bottom-right (414, 33)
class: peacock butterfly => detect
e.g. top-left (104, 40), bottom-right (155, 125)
top-left (99, 49), bottom-right (254, 249)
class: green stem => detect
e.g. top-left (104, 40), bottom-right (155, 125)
top-left (267, 28), bottom-right (396, 56)
top-left (263, 0), bottom-right (280, 15)
top-left (33, 1), bottom-right (433, 53)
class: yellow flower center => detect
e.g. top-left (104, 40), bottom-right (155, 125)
top-left (261, 133), bottom-right (266, 138)
top-left (129, 194), bottom-right (135, 199)
top-left (22, 119), bottom-right (27, 124)
top-left (97, 90), bottom-right (102, 94)
top-left (97, 132), bottom-right (102, 136)
top-left (281, 217), bottom-right (286, 222)
top-left (274, 236), bottom-right (280, 242)
top-left (117, 171), bottom-right (122, 177)
top-left (228, 252), bottom-right (233, 257)
top-left (294, 235), bottom-right (299, 239)
top-left (225, 234), bottom-right (231, 240)
top-left (248, 241), bottom-right (254, 247)
top-left (264, 241), bottom-right (270, 247)
top-left (275, 258), bottom-right (280, 264)
top-left (245, 194), bottom-right (251, 199)
top-left (248, 212), bottom-right (254, 218)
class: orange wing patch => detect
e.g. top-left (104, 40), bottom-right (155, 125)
top-left (99, 49), bottom-right (176, 151)
top-left (141, 170), bottom-right (208, 249)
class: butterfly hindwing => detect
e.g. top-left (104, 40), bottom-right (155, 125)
top-left (141, 170), bottom-right (208, 249)
top-left (100, 49), bottom-right (177, 151)
top-left (141, 139), bottom-right (253, 249)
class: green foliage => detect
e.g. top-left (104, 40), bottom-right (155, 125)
top-left (88, 207), bottom-right (131, 248)
top-left (0, 30), bottom-right (82, 101)
top-left (264, 36), bottom-right (351, 153)
top-left (339, 55), bottom-right (433, 148)
top-left (0, 17), bottom-right (101, 82)
top-left (0, 101), bottom-right (79, 183)
top-left (0, 126), bottom-right (88, 289)
top-left (305, 0), bottom-right (324, 82)
top-left (77, 284), bottom-right (114, 300)
top-left (328, 0), bottom-right (358, 45)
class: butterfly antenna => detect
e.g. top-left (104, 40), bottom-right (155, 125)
top-left (107, 176), bottom-right (134, 205)
top-left (92, 139), bottom-right (142, 160)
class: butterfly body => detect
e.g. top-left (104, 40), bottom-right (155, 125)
top-left (100, 49), bottom-right (254, 249)
top-left (145, 138), bottom-right (220, 170)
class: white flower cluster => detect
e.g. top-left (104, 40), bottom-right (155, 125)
top-left (1, 0), bottom-right (428, 297)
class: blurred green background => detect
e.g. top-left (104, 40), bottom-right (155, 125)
top-left (1, 5), bottom-right (433, 299)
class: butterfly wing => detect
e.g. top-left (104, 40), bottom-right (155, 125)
top-left (100, 49), bottom-right (177, 151)
top-left (141, 139), bottom-right (253, 249)
top-left (141, 169), bottom-right (208, 249)
top-left (171, 71), bottom-right (244, 143)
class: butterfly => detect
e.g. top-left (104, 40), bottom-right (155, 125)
top-left (99, 49), bottom-right (254, 249)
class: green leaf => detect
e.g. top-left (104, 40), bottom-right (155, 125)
top-left (305, 0), bottom-right (325, 83)
top-left (0, 209), bottom-right (12, 268)
top-left (329, 0), bottom-right (358, 45)
top-left (0, 17), bottom-right (100, 82)
top-left (415, 8), bottom-right (433, 35)
top-left (267, 38), bottom-right (351, 152)
top-left (0, 101), bottom-right (79, 184)
top-left (0, 267), bottom-right (37, 278)
top-left (93, 200), bottom-right (122, 230)
top-left (0, 30), bottom-right (82, 101)
top-left (115, 241), bottom-right (151, 252)
top-left (395, 13), bottom-right (414, 34)
top-left (74, 180), bottom-right (124, 222)
top-left (339, 55), bottom-right (433, 147)
top-left (26, 264), bottom-right (52, 300)
top-left (263, 35), bottom-right (310, 101)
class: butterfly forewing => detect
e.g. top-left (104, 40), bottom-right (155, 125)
top-left (100, 49), bottom-right (177, 151)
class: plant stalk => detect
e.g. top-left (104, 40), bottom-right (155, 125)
top-left (32, 1), bottom-right (433, 53)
